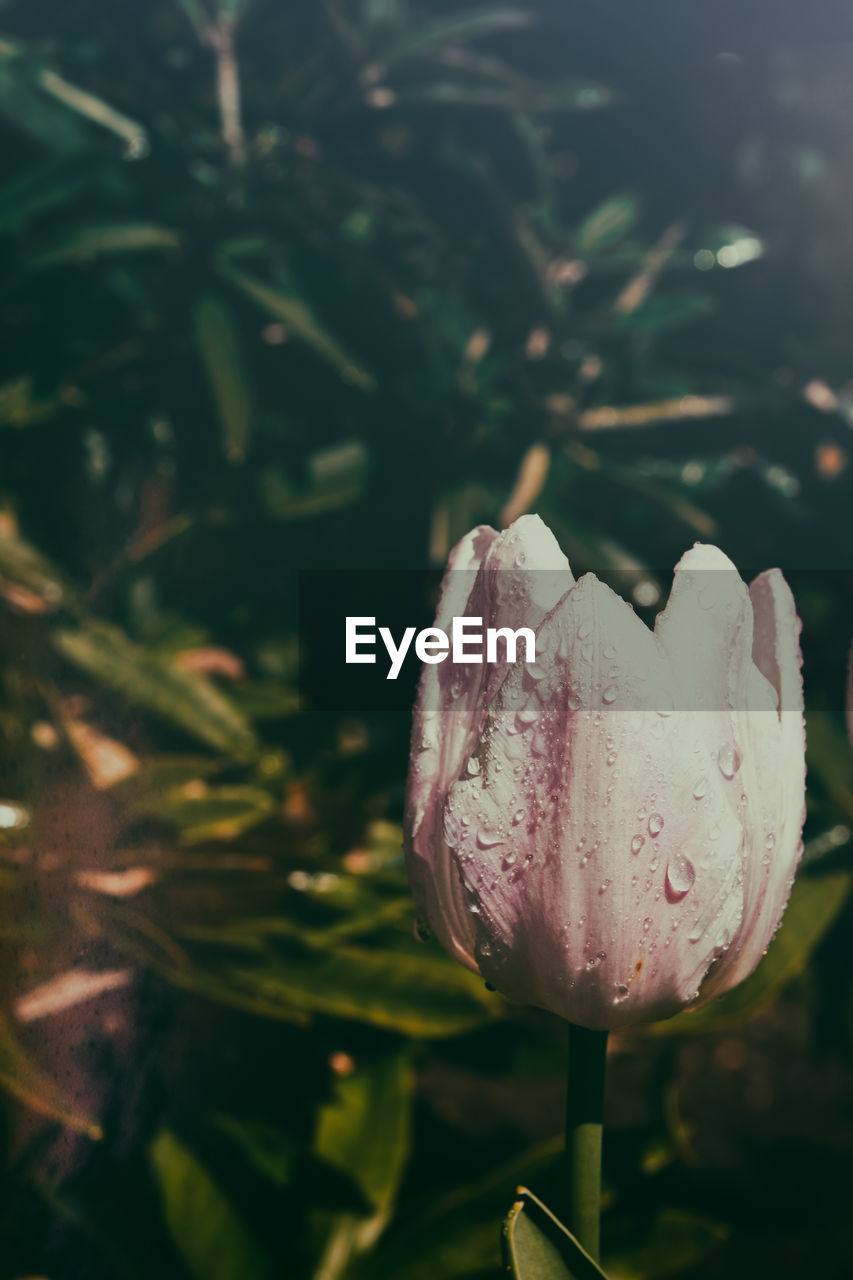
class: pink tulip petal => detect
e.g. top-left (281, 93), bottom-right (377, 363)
top-left (444, 575), bottom-right (744, 1028)
top-left (405, 523), bottom-right (807, 1029)
top-left (702, 569), bottom-right (805, 996)
top-left (405, 515), bottom-right (571, 970)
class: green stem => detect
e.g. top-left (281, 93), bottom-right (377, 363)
top-left (565, 1023), bottom-right (609, 1261)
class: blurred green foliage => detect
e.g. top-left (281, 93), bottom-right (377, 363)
top-left (1, 2), bottom-right (853, 1279)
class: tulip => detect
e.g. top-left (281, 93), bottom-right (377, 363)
top-left (405, 515), bottom-right (806, 1032)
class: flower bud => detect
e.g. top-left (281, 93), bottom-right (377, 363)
top-left (405, 516), bottom-right (806, 1029)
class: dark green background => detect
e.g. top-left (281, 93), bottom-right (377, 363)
top-left (1, 3), bottom-right (853, 1277)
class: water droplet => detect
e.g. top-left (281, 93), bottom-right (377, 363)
top-left (578, 619), bottom-right (594, 640)
top-left (581, 642), bottom-right (594, 663)
top-left (717, 743), bottom-right (742, 779)
top-left (477, 828), bottom-right (504, 849)
top-left (515, 549), bottom-right (527, 567)
top-left (602, 685), bottom-right (618, 704)
top-left (648, 813), bottom-right (664, 838)
top-left (765, 832), bottom-right (776, 850)
top-left (688, 920), bottom-right (703, 943)
top-left (527, 662), bottom-right (547, 681)
top-left (502, 851), bottom-right (517, 868)
top-left (692, 776), bottom-right (708, 800)
top-left (631, 834), bottom-right (645, 855)
top-left (513, 808), bottom-right (525, 825)
top-left (606, 751), bottom-right (618, 766)
top-left (469, 902), bottom-right (480, 915)
top-left (598, 879), bottom-right (611, 895)
top-left (466, 755), bottom-right (480, 776)
top-left (613, 983), bottom-right (629, 1003)
top-left (643, 917), bottom-right (652, 933)
top-left (665, 854), bottom-right (696, 902)
top-left (603, 642), bottom-right (617, 660)
top-left (585, 951), bottom-right (606, 970)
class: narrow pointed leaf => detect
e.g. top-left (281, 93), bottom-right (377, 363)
top-left (576, 196), bottom-right (639, 256)
top-left (375, 8), bottom-right (535, 72)
top-left (150, 1129), bottom-right (271, 1280)
top-left (0, 1011), bottom-right (101, 1136)
top-left (220, 262), bottom-right (375, 390)
top-left (54, 622), bottom-right (258, 760)
top-left (503, 1187), bottom-right (608, 1279)
top-left (28, 222), bottom-right (180, 269)
top-left (192, 295), bottom-right (254, 463)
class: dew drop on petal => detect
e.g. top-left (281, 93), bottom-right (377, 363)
top-left (631, 834), bottom-right (645, 855)
top-left (692, 776), bottom-right (708, 800)
top-left (513, 808), bottom-right (525, 825)
top-left (602, 685), bottom-right (618, 705)
top-left (648, 813), bottom-right (664, 838)
top-left (665, 855), bottom-right (696, 902)
top-left (642, 917), bottom-right (652, 933)
top-left (477, 828), bottom-right (504, 849)
top-left (717, 743), bottom-right (742, 780)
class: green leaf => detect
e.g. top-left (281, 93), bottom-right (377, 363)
top-left (0, 514), bottom-right (68, 609)
top-left (54, 622), bottom-right (258, 761)
top-left (312, 1052), bottom-right (413, 1279)
top-left (259, 441), bottom-right (368, 521)
top-left (503, 1187), bottom-right (608, 1279)
top-left (576, 196), bottom-right (639, 255)
top-left (652, 867), bottom-right (853, 1034)
top-left (0, 1011), bottom-right (101, 1137)
top-left (0, 62), bottom-right (91, 153)
top-left (192, 295), bottom-right (255, 464)
top-left (227, 678), bottom-right (301, 719)
top-left (35, 67), bottom-right (148, 159)
top-left (210, 941), bottom-right (500, 1036)
top-left (395, 79), bottom-right (613, 111)
top-left (27, 222), bottom-right (180, 269)
top-left (0, 374), bottom-right (61, 428)
top-left (315, 1052), bottom-right (412, 1211)
top-left (613, 292), bottom-right (713, 335)
top-left (0, 156), bottom-right (97, 235)
top-left (374, 7), bottom-right (536, 72)
top-left (219, 262), bottom-right (375, 390)
top-left (142, 783), bottom-right (275, 844)
top-left (150, 1129), bottom-right (271, 1280)
top-left (216, 1115), bottom-right (298, 1188)
top-left (362, 1138), bottom-right (562, 1280)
